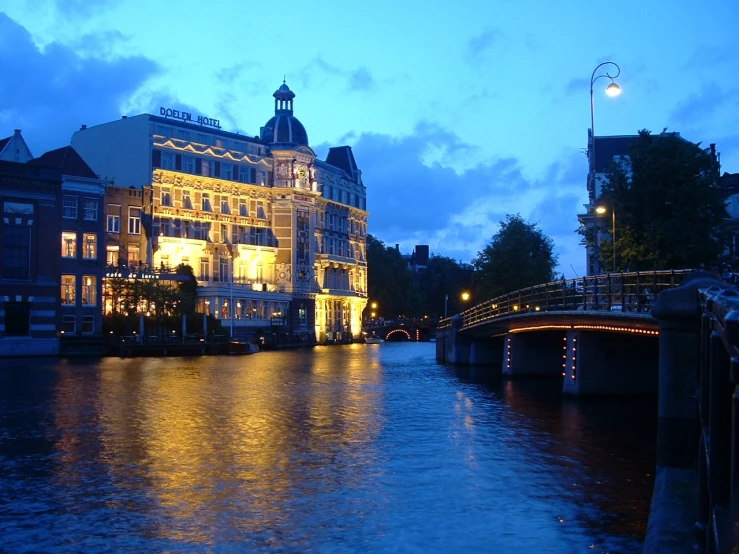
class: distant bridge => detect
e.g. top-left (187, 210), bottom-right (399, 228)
top-left (436, 270), bottom-right (689, 395)
top-left (363, 319), bottom-right (438, 342)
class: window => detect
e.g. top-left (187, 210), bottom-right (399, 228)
top-left (128, 244), bottom-right (140, 265)
top-left (129, 207), bottom-right (141, 234)
top-left (62, 315), bottom-right (76, 334)
top-left (202, 193), bottom-right (212, 212)
top-left (159, 218), bottom-right (171, 237)
top-left (221, 197), bottom-right (230, 214)
top-left (3, 225), bottom-right (31, 279)
top-left (81, 275), bottom-right (97, 306)
top-left (5, 302), bottom-right (30, 336)
top-left (221, 163), bottom-right (233, 180)
top-left (183, 190), bottom-right (193, 209)
top-left (81, 315), bottom-right (95, 334)
top-left (162, 152), bottom-right (174, 170)
top-left (239, 199), bottom-right (248, 217)
top-left (239, 166), bottom-right (250, 183)
top-left (161, 187), bottom-right (172, 206)
top-left (177, 129), bottom-right (189, 140)
top-left (219, 256), bottom-right (229, 282)
top-left (61, 231), bottom-right (77, 258)
top-left (201, 159), bottom-right (213, 177)
top-left (83, 198), bottom-right (98, 220)
top-left (200, 258), bottom-right (210, 281)
top-left (183, 156), bottom-right (195, 173)
top-left (82, 233), bottom-right (97, 259)
top-left (257, 200), bottom-right (266, 219)
top-left (197, 133), bottom-right (208, 145)
top-left (106, 245), bottom-right (119, 266)
top-left (107, 214), bottom-right (120, 233)
top-left (61, 275), bottom-right (76, 305)
top-left (156, 125), bottom-right (171, 137)
top-left (63, 196), bottom-right (78, 219)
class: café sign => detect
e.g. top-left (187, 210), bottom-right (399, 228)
top-left (159, 106), bottom-right (221, 129)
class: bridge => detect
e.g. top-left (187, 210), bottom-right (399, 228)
top-left (362, 318), bottom-right (438, 342)
top-left (436, 270), bottom-right (687, 394)
top-left (438, 269), bottom-right (739, 552)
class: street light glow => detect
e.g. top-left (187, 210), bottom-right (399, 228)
top-left (605, 82), bottom-right (621, 97)
top-left (461, 292), bottom-right (470, 301)
top-left (595, 206), bottom-right (607, 214)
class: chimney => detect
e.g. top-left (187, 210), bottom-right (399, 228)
top-left (13, 129), bottom-right (21, 136)
top-left (122, 115), bottom-right (127, 119)
top-left (395, 244), bottom-right (400, 251)
top-left (80, 124), bottom-right (87, 130)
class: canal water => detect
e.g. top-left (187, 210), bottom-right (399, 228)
top-left (0, 343), bottom-right (655, 553)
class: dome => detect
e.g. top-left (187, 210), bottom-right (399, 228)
top-left (260, 81), bottom-right (309, 146)
top-left (261, 115), bottom-right (309, 146)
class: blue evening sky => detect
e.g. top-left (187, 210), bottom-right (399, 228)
top-left (1, 0), bottom-right (737, 277)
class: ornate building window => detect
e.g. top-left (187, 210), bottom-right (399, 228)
top-left (81, 275), bottom-right (97, 306)
top-left (82, 233), bottom-right (97, 260)
top-left (161, 187), bottom-right (172, 206)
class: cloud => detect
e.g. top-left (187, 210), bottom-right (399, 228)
top-left (321, 123), bottom-right (587, 273)
top-left (295, 56), bottom-right (376, 92)
top-left (0, 13), bottom-right (159, 154)
top-left (466, 28), bottom-right (505, 64)
top-left (50, 0), bottom-right (119, 20)
top-left (670, 82), bottom-right (735, 125)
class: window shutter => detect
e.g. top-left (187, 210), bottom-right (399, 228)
top-left (152, 149), bottom-right (161, 168)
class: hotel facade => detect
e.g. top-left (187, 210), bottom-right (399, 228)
top-left (72, 83), bottom-right (368, 342)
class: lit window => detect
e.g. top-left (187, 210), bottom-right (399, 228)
top-left (129, 208), bottom-right (141, 234)
top-left (106, 245), bottom-right (119, 266)
top-left (128, 245), bottom-right (140, 265)
top-left (107, 214), bottom-right (120, 233)
top-left (61, 275), bottom-right (76, 305)
top-left (83, 198), bottom-right (98, 220)
top-left (82, 233), bottom-right (97, 259)
top-left (81, 275), bottom-right (97, 306)
top-left (161, 186), bottom-right (172, 206)
top-left (63, 196), bottom-right (78, 219)
top-left (61, 231), bottom-right (77, 258)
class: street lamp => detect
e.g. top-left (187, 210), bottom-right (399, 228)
top-left (461, 291), bottom-right (470, 302)
top-left (590, 62), bottom-right (622, 177)
top-left (595, 205), bottom-right (616, 272)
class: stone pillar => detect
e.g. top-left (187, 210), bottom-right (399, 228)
top-left (651, 271), bottom-right (721, 467)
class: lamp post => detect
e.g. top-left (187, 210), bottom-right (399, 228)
top-left (590, 61), bottom-right (621, 274)
top-left (595, 205), bottom-right (616, 272)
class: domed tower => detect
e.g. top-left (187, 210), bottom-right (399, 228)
top-left (260, 81), bottom-right (309, 147)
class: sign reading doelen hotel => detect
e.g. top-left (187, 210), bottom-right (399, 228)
top-left (159, 107), bottom-right (221, 129)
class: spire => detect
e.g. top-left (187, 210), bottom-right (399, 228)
top-left (273, 80), bottom-right (296, 114)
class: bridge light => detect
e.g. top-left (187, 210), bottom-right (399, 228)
top-left (513, 305), bottom-right (519, 311)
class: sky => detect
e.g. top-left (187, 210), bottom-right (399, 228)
top-left (1, 0), bottom-right (738, 278)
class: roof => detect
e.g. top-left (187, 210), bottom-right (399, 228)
top-left (261, 114), bottom-right (309, 146)
top-left (0, 136), bottom-right (10, 154)
top-left (27, 146), bottom-right (98, 179)
top-left (325, 146), bottom-right (359, 179)
top-left (592, 132), bottom-right (689, 173)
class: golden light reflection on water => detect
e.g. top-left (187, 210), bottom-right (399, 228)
top-left (48, 349), bottom-right (386, 544)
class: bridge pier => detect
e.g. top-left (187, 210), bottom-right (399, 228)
top-left (502, 331), bottom-right (565, 378)
top-left (561, 329), bottom-right (659, 395)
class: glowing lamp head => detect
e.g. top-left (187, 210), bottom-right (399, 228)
top-left (605, 82), bottom-right (621, 97)
top-left (595, 206), bottom-right (607, 214)
top-left (461, 292), bottom-right (470, 302)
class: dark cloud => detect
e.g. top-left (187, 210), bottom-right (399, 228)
top-left (216, 61), bottom-right (262, 84)
top-left (0, 13), bottom-right (159, 155)
top-left (564, 76), bottom-right (588, 96)
top-left (314, 124), bottom-right (586, 267)
top-left (670, 82), bottom-right (735, 125)
top-left (50, 0), bottom-right (118, 19)
top-left (348, 67), bottom-right (375, 91)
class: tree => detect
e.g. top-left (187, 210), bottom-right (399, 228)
top-left (598, 130), bottom-right (727, 271)
top-left (416, 255), bottom-right (473, 316)
top-left (472, 214), bottom-right (557, 300)
top-left (366, 235), bottom-right (414, 319)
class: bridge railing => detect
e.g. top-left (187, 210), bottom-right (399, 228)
top-left (439, 270), bottom-right (690, 330)
top-left (696, 285), bottom-right (739, 552)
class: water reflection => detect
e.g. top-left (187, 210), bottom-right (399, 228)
top-left (0, 344), bottom-right (655, 552)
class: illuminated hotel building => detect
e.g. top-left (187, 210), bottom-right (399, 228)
top-left (71, 83), bottom-right (368, 342)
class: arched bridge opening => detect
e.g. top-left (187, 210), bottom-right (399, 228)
top-left (385, 329), bottom-right (411, 342)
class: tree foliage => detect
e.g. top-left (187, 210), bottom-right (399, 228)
top-left (598, 130), bottom-right (727, 271)
top-left (472, 214), bottom-right (557, 300)
top-left (366, 235), bottom-right (414, 318)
